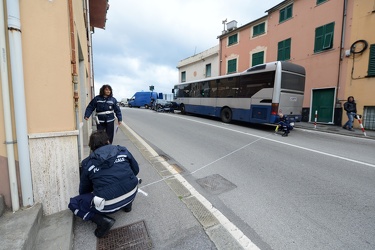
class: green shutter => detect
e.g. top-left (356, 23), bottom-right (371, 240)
top-left (323, 22), bottom-right (334, 49)
top-left (228, 59), bottom-right (237, 73)
top-left (368, 44), bottom-right (375, 76)
top-left (228, 34), bottom-right (238, 45)
top-left (279, 4), bottom-right (293, 23)
top-left (286, 5), bottom-right (293, 18)
top-left (285, 38), bottom-right (291, 60)
top-left (252, 51), bottom-right (264, 66)
top-left (314, 26), bottom-right (324, 52)
top-left (277, 38), bottom-right (291, 61)
top-left (317, 0), bottom-right (327, 4)
top-left (253, 23), bottom-right (265, 37)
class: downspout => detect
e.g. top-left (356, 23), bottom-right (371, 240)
top-left (86, 0), bottom-right (95, 109)
top-left (68, 0), bottom-right (81, 161)
top-left (336, 0), bottom-right (348, 104)
top-left (6, 0), bottom-right (33, 206)
top-left (0, 0), bottom-right (19, 211)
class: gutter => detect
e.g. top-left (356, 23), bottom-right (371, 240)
top-left (0, 0), bottom-right (19, 211)
top-left (7, 0), bottom-right (33, 207)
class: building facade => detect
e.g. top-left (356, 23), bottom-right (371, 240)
top-left (178, 0), bottom-right (374, 129)
top-left (0, 0), bottom-right (108, 215)
top-left (343, 0), bottom-right (375, 130)
top-left (177, 45), bottom-right (220, 83)
top-left (219, 0), bottom-right (355, 125)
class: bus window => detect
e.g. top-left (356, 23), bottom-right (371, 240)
top-left (281, 73), bottom-right (305, 92)
top-left (217, 77), bottom-right (239, 98)
top-left (239, 72), bottom-right (275, 97)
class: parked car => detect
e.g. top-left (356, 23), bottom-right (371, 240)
top-left (119, 98), bottom-right (128, 107)
top-left (153, 100), bottom-right (178, 112)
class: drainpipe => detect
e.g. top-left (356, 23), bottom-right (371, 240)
top-left (336, 0), bottom-right (348, 104)
top-left (86, 0), bottom-right (95, 119)
top-left (68, 0), bottom-right (81, 162)
top-left (1, 0), bottom-right (19, 211)
top-left (6, 0), bottom-right (33, 206)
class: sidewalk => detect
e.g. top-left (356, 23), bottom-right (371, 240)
top-left (73, 124), bottom-right (244, 250)
top-left (293, 121), bottom-right (375, 140)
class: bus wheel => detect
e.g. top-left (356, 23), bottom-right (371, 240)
top-left (180, 104), bottom-right (186, 114)
top-left (221, 107), bottom-right (232, 123)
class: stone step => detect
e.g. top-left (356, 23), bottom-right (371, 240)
top-left (0, 203), bottom-right (73, 250)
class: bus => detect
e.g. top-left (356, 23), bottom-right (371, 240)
top-left (172, 61), bottom-right (305, 124)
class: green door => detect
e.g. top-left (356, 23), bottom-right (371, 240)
top-left (311, 88), bottom-right (335, 123)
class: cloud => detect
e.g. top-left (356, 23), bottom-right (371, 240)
top-left (92, 0), bottom-right (282, 100)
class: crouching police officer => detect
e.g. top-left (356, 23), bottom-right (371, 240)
top-left (68, 130), bottom-right (140, 238)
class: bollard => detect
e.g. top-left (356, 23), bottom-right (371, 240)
top-left (314, 110), bottom-right (318, 129)
top-left (356, 115), bottom-right (367, 137)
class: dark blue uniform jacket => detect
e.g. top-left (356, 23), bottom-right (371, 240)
top-left (79, 145), bottom-right (139, 200)
top-left (84, 95), bottom-right (122, 123)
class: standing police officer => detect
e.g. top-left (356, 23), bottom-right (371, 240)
top-left (84, 84), bottom-right (122, 144)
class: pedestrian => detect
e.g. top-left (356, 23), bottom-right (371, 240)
top-left (84, 84), bottom-right (122, 144)
top-left (68, 130), bottom-right (140, 238)
top-left (277, 112), bottom-right (293, 137)
top-left (343, 96), bottom-right (357, 131)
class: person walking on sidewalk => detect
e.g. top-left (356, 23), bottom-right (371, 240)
top-left (84, 84), bottom-right (122, 144)
top-left (343, 96), bottom-right (357, 131)
top-left (68, 130), bottom-right (140, 238)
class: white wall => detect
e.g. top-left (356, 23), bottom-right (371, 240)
top-left (177, 45), bottom-right (220, 82)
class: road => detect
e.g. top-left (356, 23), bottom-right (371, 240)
top-left (121, 107), bottom-right (375, 250)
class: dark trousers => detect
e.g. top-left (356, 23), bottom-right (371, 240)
top-left (97, 121), bottom-right (115, 144)
top-left (68, 193), bottom-right (133, 221)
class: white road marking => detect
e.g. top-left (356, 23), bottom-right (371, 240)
top-left (166, 114), bottom-right (375, 168)
top-left (122, 122), bottom-right (260, 250)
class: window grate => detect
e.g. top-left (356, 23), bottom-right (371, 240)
top-left (363, 106), bottom-right (375, 130)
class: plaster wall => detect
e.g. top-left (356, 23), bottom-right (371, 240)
top-left (343, 0), bottom-right (375, 121)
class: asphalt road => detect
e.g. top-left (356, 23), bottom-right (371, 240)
top-left (122, 107), bottom-right (375, 250)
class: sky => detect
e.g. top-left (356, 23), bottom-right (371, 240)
top-left (91, 0), bottom-right (282, 101)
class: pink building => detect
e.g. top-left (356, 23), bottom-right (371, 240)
top-left (219, 0), bottom-right (354, 124)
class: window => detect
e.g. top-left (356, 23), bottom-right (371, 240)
top-left (227, 59), bottom-right (237, 74)
top-left (228, 34), bottom-right (238, 46)
top-left (252, 51), bottom-right (264, 66)
top-left (277, 38), bottom-right (291, 61)
top-left (316, 0), bottom-right (327, 4)
top-left (253, 22), bottom-right (265, 37)
top-left (205, 64), bottom-right (211, 77)
top-left (314, 22), bottom-right (334, 53)
top-left (279, 4), bottom-right (293, 23)
top-left (181, 71), bottom-right (186, 82)
top-left (368, 44), bottom-right (375, 77)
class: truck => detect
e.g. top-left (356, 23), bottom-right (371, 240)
top-left (127, 91), bottom-right (162, 109)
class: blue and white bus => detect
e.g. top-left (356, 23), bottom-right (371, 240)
top-left (172, 61), bottom-right (305, 124)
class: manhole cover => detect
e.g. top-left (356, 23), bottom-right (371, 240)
top-left (97, 220), bottom-right (152, 250)
top-left (196, 174), bottom-right (237, 195)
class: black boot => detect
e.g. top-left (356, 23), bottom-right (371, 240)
top-left (122, 203), bottom-right (132, 213)
top-left (91, 214), bottom-right (115, 238)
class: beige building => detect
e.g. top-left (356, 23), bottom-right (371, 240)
top-left (0, 0), bottom-right (109, 215)
top-left (343, 0), bottom-right (375, 130)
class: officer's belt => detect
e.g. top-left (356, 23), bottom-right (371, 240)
top-left (104, 185), bottom-right (138, 206)
top-left (96, 110), bottom-right (114, 115)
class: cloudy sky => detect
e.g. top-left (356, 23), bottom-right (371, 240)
top-left (91, 0), bottom-right (282, 101)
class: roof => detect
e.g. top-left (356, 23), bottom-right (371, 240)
top-left (89, 0), bottom-right (109, 29)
